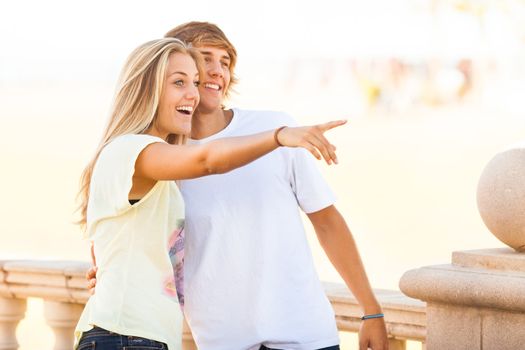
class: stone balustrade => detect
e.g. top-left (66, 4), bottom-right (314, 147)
top-left (401, 248), bottom-right (525, 349)
top-left (0, 259), bottom-right (425, 350)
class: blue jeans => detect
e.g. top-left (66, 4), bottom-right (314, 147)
top-left (77, 326), bottom-right (168, 350)
top-left (259, 346), bottom-right (339, 350)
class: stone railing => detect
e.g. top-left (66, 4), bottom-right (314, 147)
top-left (0, 259), bottom-right (426, 350)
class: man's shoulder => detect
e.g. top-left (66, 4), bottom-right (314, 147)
top-left (233, 108), bottom-right (297, 127)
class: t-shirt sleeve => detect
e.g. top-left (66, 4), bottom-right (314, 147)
top-left (270, 111), bottom-right (336, 213)
top-left (85, 134), bottom-right (165, 238)
top-left (279, 112), bottom-right (336, 214)
top-left (290, 148), bottom-right (337, 213)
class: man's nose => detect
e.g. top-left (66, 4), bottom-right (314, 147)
top-left (208, 60), bottom-right (224, 78)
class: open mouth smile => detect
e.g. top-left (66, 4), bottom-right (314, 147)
top-left (204, 83), bottom-right (221, 91)
top-left (175, 105), bottom-right (194, 115)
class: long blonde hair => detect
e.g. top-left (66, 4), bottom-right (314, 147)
top-left (77, 38), bottom-right (202, 229)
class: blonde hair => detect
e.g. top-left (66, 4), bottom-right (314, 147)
top-left (77, 38), bottom-right (202, 229)
top-left (164, 22), bottom-right (238, 98)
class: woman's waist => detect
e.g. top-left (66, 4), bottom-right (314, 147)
top-left (76, 300), bottom-right (183, 350)
top-left (85, 290), bottom-right (182, 325)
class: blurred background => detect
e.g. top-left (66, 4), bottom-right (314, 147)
top-left (1, 0), bottom-right (525, 348)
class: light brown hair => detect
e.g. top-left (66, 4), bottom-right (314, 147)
top-left (165, 21), bottom-right (238, 97)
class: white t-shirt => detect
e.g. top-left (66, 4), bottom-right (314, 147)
top-left (75, 134), bottom-right (185, 350)
top-left (180, 109), bottom-right (340, 350)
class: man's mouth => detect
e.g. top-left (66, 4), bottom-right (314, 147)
top-left (204, 83), bottom-right (221, 91)
top-left (175, 105), bottom-right (194, 115)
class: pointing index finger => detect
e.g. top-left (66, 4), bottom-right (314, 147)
top-left (320, 119), bottom-right (347, 132)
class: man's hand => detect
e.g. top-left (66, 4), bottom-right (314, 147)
top-left (86, 265), bottom-right (98, 295)
top-left (359, 317), bottom-right (389, 350)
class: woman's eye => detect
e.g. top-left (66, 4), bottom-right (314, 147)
top-left (194, 81), bottom-right (200, 87)
top-left (174, 80), bottom-right (184, 86)
top-left (204, 57), bottom-right (212, 63)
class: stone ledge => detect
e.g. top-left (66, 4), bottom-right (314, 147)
top-left (0, 260), bottom-right (91, 302)
top-left (452, 248), bottom-right (525, 272)
top-left (400, 264), bottom-right (525, 312)
top-left (324, 282), bottom-right (426, 340)
top-left (3, 260), bottom-right (90, 274)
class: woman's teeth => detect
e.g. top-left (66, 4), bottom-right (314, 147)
top-left (176, 106), bottom-right (193, 115)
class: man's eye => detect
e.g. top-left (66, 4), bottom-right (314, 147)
top-left (221, 62), bottom-right (230, 68)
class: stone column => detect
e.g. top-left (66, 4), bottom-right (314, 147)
top-left (401, 249), bottom-right (525, 350)
top-left (399, 143), bottom-right (525, 349)
top-left (43, 301), bottom-right (83, 350)
top-left (0, 297), bottom-right (27, 350)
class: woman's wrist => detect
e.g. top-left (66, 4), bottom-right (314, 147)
top-left (273, 126), bottom-right (287, 147)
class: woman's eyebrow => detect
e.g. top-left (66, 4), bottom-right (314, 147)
top-left (169, 71), bottom-right (188, 77)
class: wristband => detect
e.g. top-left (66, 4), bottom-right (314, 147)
top-left (273, 126), bottom-right (287, 147)
top-left (361, 313), bottom-right (384, 321)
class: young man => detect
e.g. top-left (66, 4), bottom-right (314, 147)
top-left (88, 22), bottom-right (388, 350)
top-left (165, 22), bottom-right (388, 350)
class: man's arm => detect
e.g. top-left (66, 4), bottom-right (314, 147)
top-left (307, 204), bottom-right (388, 350)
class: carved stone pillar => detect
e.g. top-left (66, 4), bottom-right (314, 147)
top-left (0, 297), bottom-right (27, 350)
top-left (400, 142), bottom-right (525, 349)
top-left (401, 249), bottom-right (525, 349)
top-left (43, 301), bottom-right (83, 350)
top-left (388, 338), bottom-right (406, 350)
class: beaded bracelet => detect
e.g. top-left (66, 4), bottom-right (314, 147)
top-left (361, 313), bottom-right (384, 321)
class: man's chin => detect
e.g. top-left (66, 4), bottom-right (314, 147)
top-left (197, 100), bottom-right (223, 113)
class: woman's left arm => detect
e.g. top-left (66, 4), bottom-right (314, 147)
top-left (307, 205), bottom-right (389, 350)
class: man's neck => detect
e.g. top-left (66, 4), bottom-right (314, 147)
top-left (191, 108), bottom-right (234, 140)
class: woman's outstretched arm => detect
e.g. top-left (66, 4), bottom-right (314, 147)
top-left (136, 120), bottom-right (346, 181)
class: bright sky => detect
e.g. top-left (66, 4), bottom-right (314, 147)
top-left (1, 0), bottom-right (523, 82)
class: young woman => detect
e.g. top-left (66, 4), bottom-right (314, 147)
top-left (74, 37), bottom-right (344, 350)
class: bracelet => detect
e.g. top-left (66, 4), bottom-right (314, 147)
top-left (273, 126), bottom-right (287, 147)
top-left (361, 313), bottom-right (384, 321)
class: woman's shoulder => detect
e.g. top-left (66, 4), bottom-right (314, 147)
top-left (101, 134), bottom-right (165, 156)
top-left (109, 133), bottom-right (165, 147)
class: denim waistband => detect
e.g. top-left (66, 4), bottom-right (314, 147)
top-left (79, 326), bottom-right (168, 349)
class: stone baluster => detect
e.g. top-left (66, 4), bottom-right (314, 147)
top-left (0, 297), bottom-right (27, 350)
top-left (43, 301), bottom-right (83, 350)
top-left (388, 338), bottom-right (406, 350)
